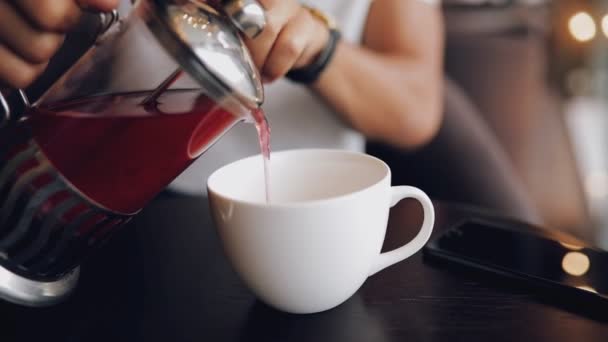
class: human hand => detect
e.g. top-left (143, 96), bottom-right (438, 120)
top-left (0, 0), bottom-right (119, 89)
top-left (244, 0), bottom-right (330, 83)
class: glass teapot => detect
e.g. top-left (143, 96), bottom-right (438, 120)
top-left (0, 0), bottom-right (264, 306)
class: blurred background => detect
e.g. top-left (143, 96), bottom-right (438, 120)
top-left (553, 0), bottom-right (608, 248)
top-left (370, 0), bottom-right (608, 248)
top-left (456, 0), bottom-right (608, 246)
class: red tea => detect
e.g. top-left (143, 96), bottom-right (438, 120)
top-left (27, 89), bottom-right (238, 213)
top-left (0, 88), bottom-right (272, 279)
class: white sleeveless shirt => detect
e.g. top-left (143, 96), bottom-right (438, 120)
top-left (169, 0), bottom-right (375, 195)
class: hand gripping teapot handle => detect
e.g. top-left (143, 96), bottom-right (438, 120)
top-left (0, 10), bottom-right (119, 128)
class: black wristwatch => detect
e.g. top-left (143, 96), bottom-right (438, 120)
top-left (286, 7), bottom-right (341, 84)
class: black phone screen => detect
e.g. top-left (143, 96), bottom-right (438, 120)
top-left (425, 220), bottom-right (608, 300)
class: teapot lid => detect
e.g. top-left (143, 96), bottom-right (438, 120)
top-left (141, 0), bottom-right (264, 109)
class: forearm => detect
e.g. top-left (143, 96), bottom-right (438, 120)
top-left (312, 40), bottom-right (443, 149)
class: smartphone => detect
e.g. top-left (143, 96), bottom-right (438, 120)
top-left (423, 218), bottom-right (608, 311)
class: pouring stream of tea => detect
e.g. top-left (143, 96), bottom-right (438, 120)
top-left (251, 107), bottom-right (271, 203)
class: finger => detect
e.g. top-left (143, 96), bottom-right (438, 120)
top-left (77, 0), bottom-right (120, 12)
top-left (244, 0), bottom-right (300, 70)
top-left (0, 44), bottom-right (48, 89)
top-left (0, 2), bottom-right (65, 64)
top-left (11, 0), bottom-right (82, 32)
top-left (262, 10), bottom-right (311, 81)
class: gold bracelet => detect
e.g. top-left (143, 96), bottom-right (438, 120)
top-left (301, 5), bottom-right (338, 30)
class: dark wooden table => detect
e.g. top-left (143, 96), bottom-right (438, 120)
top-left (1, 194), bottom-right (607, 341)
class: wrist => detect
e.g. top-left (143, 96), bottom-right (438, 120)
top-left (304, 25), bottom-right (331, 67)
top-left (287, 6), bottom-right (341, 84)
top-left (303, 6), bottom-right (335, 64)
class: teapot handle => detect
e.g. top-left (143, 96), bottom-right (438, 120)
top-left (96, 10), bottom-right (120, 41)
top-left (0, 10), bottom-right (119, 127)
top-left (0, 90), bottom-right (10, 127)
top-left (0, 89), bottom-right (30, 128)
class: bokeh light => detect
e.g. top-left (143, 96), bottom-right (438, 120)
top-left (569, 12), bottom-right (597, 42)
top-left (562, 252), bottom-right (590, 276)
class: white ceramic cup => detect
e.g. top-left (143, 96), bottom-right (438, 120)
top-left (207, 149), bottom-right (434, 314)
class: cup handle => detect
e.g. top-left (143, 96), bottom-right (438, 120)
top-left (369, 186), bottom-right (435, 276)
